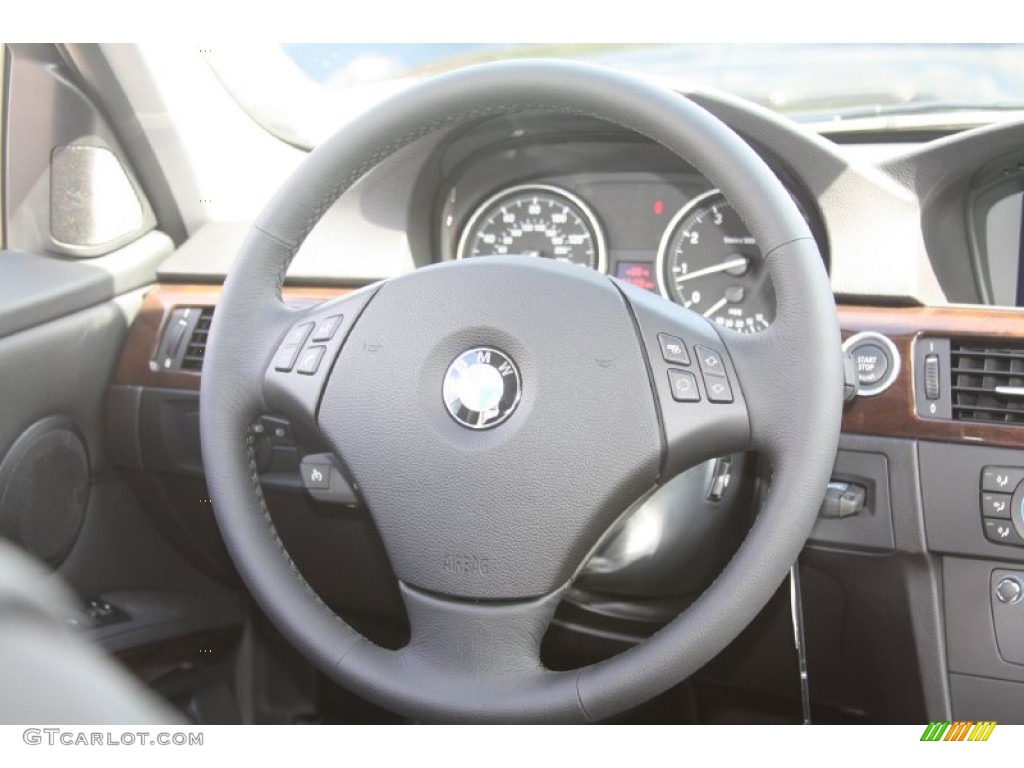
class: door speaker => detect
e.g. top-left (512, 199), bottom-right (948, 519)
top-left (0, 417), bottom-right (89, 566)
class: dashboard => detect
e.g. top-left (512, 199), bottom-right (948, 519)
top-left (127, 92), bottom-right (1024, 723)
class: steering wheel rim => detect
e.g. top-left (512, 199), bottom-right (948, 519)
top-left (200, 60), bottom-right (842, 723)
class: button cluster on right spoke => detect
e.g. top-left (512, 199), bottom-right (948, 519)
top-left (695, 345), bottom-right (733, 403)
top-left (657, 333), bottom-right (733, 404)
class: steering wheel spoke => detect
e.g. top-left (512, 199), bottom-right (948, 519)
top-left (617, 280), bottom-right (752, 480)
top-left (719, 238), bottom-right (842, 466)
top-left (262, 286), bottom-right (380, 432)
top-left (384, 582), bottom-right (585, 721)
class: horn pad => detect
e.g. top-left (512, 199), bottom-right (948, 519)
top-left (319, 257), bottom-right (662, 600)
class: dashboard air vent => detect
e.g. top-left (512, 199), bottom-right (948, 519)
top-left (180, 307), bottom-right (214, 371)
top-left (951, 342), bottom-right (1024, 424)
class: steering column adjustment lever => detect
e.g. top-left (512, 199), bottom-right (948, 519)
top-left (818, 480), bottom-right (866, 519)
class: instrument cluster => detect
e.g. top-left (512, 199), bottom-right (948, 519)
top-left (439, 146), bottom-right (819, 333)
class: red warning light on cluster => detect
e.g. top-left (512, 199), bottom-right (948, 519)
top-left (653, 199), bottom-right (665, 216)
top-left (615, 261), bottom-right (657, 292)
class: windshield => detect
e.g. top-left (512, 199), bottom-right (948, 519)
top-left (206, 43), bottom-right (1024, 148)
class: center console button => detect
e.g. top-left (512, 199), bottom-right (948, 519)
top-left (982, 492), bottom-right (1013, 519)
top-left (981, 467), bottom-right (1024, 494)
top-left (984, 517), bottom-right (1024, 546)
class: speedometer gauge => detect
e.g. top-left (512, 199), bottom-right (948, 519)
top-left (656, 190), bottom-right (775, 334)
top-left (457, 184), bottom-right (607, 272)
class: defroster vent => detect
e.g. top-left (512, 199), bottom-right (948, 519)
top-left (952, 342), bottom-right (1024, 424)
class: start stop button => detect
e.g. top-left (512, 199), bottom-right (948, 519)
top-left (842, 332), bottom-right (900, 396)
top-left (852, 344), bottom-right (888, 385)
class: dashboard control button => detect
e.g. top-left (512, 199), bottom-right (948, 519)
top-left (981, 466), bottom-right (1024, 493)
top-left (995, 577), bottom-right (1024, 604)
top-left (273, 344), bottom-right (302, 372)
top-left (695, 345), bottom-right (726, 378)
top-left (984, 517), bottom-right (1024, 546)
top-left (842, 352), bottom-right (859, 401)
top-left (704, 375), bottom-right (733, 403)
top-left (300, 461), bottom-right (331, 490)
top-left (296, 346), bottom-right (327, 375)
top-left (851, 343), bottom-right (888, 386)
top-left (299, 453), bottom-right (359, 505)
top-left (311, 314), bottom-right (344, 342)
top-left (924, 354), bottom-right (941, 400)
top-left (982, 492), bottom-right (1012, 519)
top-left (160, 310), bottom-right (190, 369)
top-left (707, 456), bottom-right (733, 502)
top-left (819, 481), bottom-right (848, 519)
top-left (657, 333), bottom-right (690, 365)
top-left (284, 322), bottom-right (314, 348)
top-left (261, 416), bottom-right (294, 446)
top-left (667, 369), bottom-right (699, 402)
top-left (838, 484), bottom-right (867, 517)
top-left (85, 598), bottom-right (128, 627)
top-left (843, 332), bottom-right (900, 397)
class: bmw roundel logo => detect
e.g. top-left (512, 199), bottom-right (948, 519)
top-left (443, 347), bottom-right (522, 430)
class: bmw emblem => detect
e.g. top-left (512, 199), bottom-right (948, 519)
top-left (443, 347), bottom-right (522, 430)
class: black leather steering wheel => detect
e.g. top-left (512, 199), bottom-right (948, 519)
top-left (200, 60), bottom-right (842, 723)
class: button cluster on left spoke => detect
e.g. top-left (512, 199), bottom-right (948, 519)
top-left (274, 316), bottom-right (341, 375)
top-left (263, 287), bottom-right (380, 429)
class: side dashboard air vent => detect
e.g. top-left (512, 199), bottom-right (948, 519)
top-left (154, 306), bottom-right (214, 372)
top-left (952, 342), bottom-right (1024, 424)
top-left (180, 307), bottom-right (214, 371)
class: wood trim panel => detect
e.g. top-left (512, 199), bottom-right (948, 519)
top-left (118, 288), bottom-right (1024, 447)
top-left (115, 284), bottom-right (349, 391)
top-left (839, 304), bottom-right (1024, 448)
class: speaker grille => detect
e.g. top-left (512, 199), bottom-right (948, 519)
top-left (49, 144), bottom-right (144, 248)
top-left (0, 420), bottom-right (89, 567)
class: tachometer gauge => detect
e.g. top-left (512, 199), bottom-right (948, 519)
top-left (656, 190), bottom-right (775, 334)
top-left (457, 184), bottom-right (607, 272)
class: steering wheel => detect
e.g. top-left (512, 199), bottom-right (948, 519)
top-left (200, 60), bottom-right (842, 723)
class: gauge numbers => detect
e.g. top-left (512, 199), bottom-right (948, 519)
top-left (656, 190), bottom-right (775, 334)
top-left (457, 184), bottom-right (607, 273)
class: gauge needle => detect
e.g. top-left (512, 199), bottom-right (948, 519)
top-left (702, 297), bottom-right (728, 318)
top-left (675, 257), bottom-right (748, 283)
